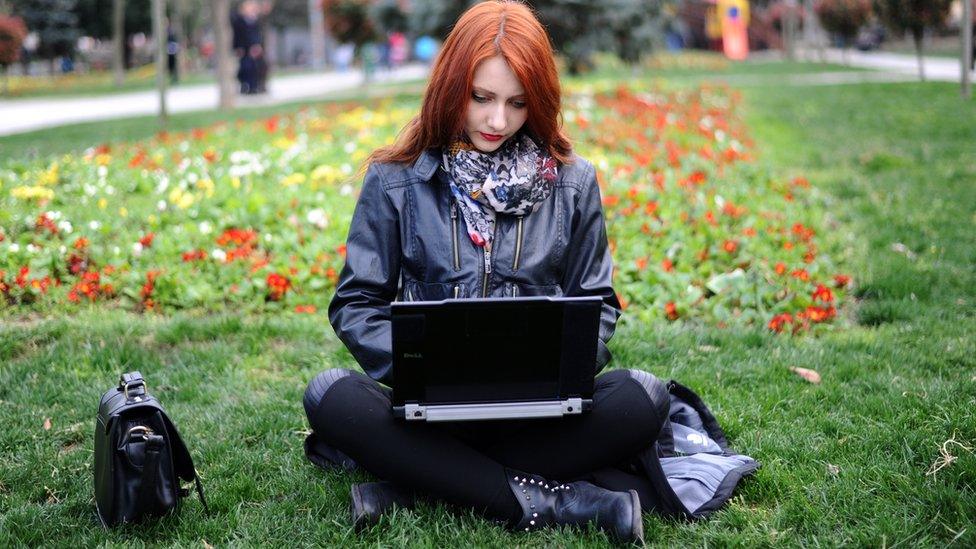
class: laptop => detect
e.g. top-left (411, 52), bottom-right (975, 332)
top-left (391, 296), bottom-right (602, 422)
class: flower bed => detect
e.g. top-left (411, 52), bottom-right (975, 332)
top-left (0, 84), bottom-right (848, 332)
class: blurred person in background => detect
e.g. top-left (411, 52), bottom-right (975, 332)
top-left (232, 0), bottom-right (263, 94)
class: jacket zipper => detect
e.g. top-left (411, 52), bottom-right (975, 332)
top-left (512, 215), bottom-right (524, 271)
top-left (453, 285), bottom-right (460, 299)
top-left (481, 225), bottom-right (498, 297)
top-left (450, 203), bottom-right (460, 271)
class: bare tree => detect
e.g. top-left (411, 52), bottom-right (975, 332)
top-left (211, 0), bottom-right (235, 109)
top-left (112, 0), bottom-right (125, 85)
top-left (873, 0), bottom-right (951, 82)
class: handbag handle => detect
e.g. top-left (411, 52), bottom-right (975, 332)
top-left (120, 372), bottom-right (148, 401)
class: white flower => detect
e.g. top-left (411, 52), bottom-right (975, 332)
top-left (187, 172), bottom-right (199, 183)
top-left (157, 200), bottom-right (167, 211)
top-left (341, 163), bottom-right (352, 175)
top-left (263, 233), bottom-right (273, 242)
top-left (155, 176), bottom-right (170, 194)
top-left (10, 243), bottom-right (20, 253)
top-left (343, 142), bottom-right (356, 154)
top-left (306, 208), bottom-right (328, 229)
top-left (340, 184), bottom-right (353, 196)
top-left (89, 220), bottom-right (101, 230)
top-left (715, 130), bottom-right (727, 142)
top-left (113, 246), bottom-right (121, 255)
top-left (59, 245), bottom-right (66, 254)
top-left (105, 185), bottom-right (115, 195)
top-left (211, 248), bottom-right (227, 262)
top-left (97, 166), bottom-right (108, 178)
top-left (58, 220), bottom-right (73, 233)
top-left (198, 221), bottom-right (213, 235)
top-left (133, 242), bottom-right (144, 256)
top-left (27, 244), bottom-right (38, 253)
top-left (46, 210), bottom-right (62, 221)
top-left (84, 184), bottom-right (97, 196)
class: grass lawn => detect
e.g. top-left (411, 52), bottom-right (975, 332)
top-left (1, 62), bottom-right (975, 546)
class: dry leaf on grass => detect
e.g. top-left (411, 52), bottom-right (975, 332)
top-left (827, 463), bottom-right (840, 476)
top-left (790, 366), bottom-right (821, 384)
top-left (42, 418), bottom-right (52, 430)
top-left (926, 434), bottom-right (974, 478)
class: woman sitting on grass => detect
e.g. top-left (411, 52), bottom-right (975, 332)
top-left (303, 1), bottom-right (667, 543)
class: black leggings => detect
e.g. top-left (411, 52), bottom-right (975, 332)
top-left (304, 368), bottom-right (667, 524)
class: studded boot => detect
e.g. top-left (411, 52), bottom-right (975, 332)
top-left (506, 469), bottom-right (644, 544)
top-left (350, 481), bottom-right (419, 531)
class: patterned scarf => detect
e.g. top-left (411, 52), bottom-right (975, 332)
top-left (441, 133), bottom-right (558, 257)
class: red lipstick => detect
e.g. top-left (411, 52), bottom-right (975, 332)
top-left (479, 132), bottom-right (504, 142)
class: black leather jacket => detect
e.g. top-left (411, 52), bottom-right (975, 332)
top-left (328, 148), bottom-right (622, 385)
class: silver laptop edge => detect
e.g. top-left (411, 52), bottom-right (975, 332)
top-left (404, 398), bottom-right (584, 422)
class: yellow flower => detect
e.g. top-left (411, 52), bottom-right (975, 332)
top-left (280, 173), bottom-right (307, 187)
top-left (119, 207), bottom-right (128, 217)
top-left (37, 163), bottom-right (60, 186)
top-left (95, 154), bottom-right (112, 166)
top-left (196, 178), bottom-right (215, 198)
top-left (273, 137), bottom-right (296, 149)
top-left (168, 187), bottom-right (195, 209)
top-left (231, 177), bottom-right (241, 190)
top-left (11, 185), bottom-right (55, 201)
top-left (98, 198), bottom-right (108, 210)
top-left (310, 165), bottom-right (340, 188)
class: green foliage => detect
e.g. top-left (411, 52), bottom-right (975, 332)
top-left (72, 0), bottom-right (151, 40)
top-left (11, 0), bottom-right (80, 59)
top-left (814, 0), bottom-right (872, 45)
top-left (872, 0), bottom-right (952, 41)
top-left (322, 0), bottom-right (377, 45)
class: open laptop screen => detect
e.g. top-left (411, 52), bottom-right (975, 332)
top-left (391, 297), bottom-right (601, 406)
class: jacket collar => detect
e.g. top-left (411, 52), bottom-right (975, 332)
top-left (412, 148), bottom-right (441, 182)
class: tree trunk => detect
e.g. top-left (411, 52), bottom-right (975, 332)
top-left (112, 0), bottom-right (125, 86)
top-left (307, 0), bottom-right (326, 69)
top-left (152, 0), bottom-right (168, 125)
top-left (913, 28), bottom-right (926, 82)
top-left (962, 0), bottom-right (973, 99)
top-left (172, 0), bottom-right (186, 83)
top-left (212, 0), bottom-right (235, 110)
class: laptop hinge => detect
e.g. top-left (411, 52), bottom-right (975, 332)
top-left (404, 398), bottom-right (584, 422)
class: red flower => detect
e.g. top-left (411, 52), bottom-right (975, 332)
top-left (336, 244), bottom-right (347, 257)
top-left (834, 274), bottom-right (851, 288)
top-left (644, 201), bottom-right (658, 215)
top-left (182, 249), bottom-right (207, 262)
top-left (139, 232), bottom-right (155, 248)
top-left (602, 194), bottom-right (620, 207)
top-left (811, 284), bottom-right (834, 303)
top-left (661, 258), bottom-right (674, 273)
top-left (791, 269), bottom-right (809, 282)
top-left (804, 305), bottom-right (836, 323)
top-left (635, 257), bottom-right (648, 271)
top-left (722, 239), bottom-right (739, 254)
top-left (295, 304), bottom-right (317, 314)
top-left (665, 302), bottom-right (679, 321)
top-left (35, 213), bottom-right (59, 235)
top-left (73, 237), bottom-right (89, 250)
top-left (775, 262), bottom-right (787, 275)
top-left (768, 313), bottom-right (792, 333)
top-left (266, 272), bottom-right (292, 301)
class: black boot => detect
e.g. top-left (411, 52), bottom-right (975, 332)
top-left (506, 469), bottom-right (644, 544)
top-left (350, 481), bottom-right (419, 531)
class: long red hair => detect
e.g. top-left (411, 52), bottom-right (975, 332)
top-left (368, 0), bottom-right (572, 167)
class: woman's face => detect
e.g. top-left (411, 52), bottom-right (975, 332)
top-left (463, 55), bottom-right (529, 153)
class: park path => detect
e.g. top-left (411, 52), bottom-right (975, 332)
top-left (0, 64), bottom-right (429, 138)
top-left (813, 48), bottom-right (966, 82)
top-left (1, 49), bottom-right (968, 138)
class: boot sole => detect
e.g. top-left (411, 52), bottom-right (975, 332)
top-left (350, 484), bottom-right (369, 532)
top-left (628, 489), bottom-right (645, 545)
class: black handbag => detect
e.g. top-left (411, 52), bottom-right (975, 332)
top-left (93, 371), bottom-right (206, 526)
